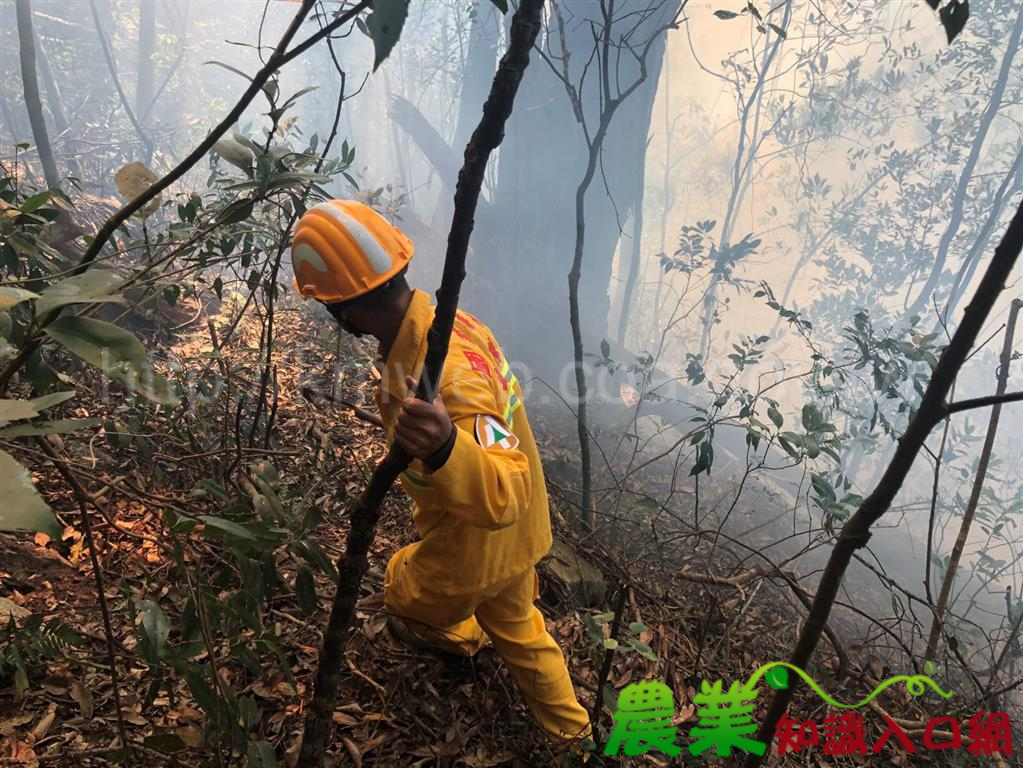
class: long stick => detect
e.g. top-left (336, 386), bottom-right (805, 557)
top-left (295, 2), bottom-right (545, 764)
top-left (925, 297), bottom-right (1022, 663)
top-left (743, 196), bottom-right (1023, 768)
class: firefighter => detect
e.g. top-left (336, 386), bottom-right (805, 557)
top-left (291, 199), bottom-right (591, 742)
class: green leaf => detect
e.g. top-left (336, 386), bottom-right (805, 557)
top-left (203, 60), bottom-right (254, 83)
top-left (767, 405), bottom-right (783, 428)
top-left (0, 399), bottom-right (42, 423)
top-left (490, 0), bottom-right (508, 11)
top-left (21, 190), bottom-right (51, 213)
top-left (247, 740), bottom-right (278, 768)
top-left (625, 637), bottom-right (659, 661)
top-left (200, 515), bottom-right (257, 541)
top-left (939, 0), bottom-right (969, 43)
top-left (35, 270), bottom-right (125, 315)
top-left (43, 316), bottom-right (179, 406)
top-left (215, 198), bottom-right (255, 226)
top-left (714, 9), bottom-right (739, 19)
top-left (212, 139), bottom-right (254, 172)
top-left (801, 403), bottom-right (822, 431)
top-left (600, 338), bottom-right (610, 359)
top-left (0, 417), bottom-right (102, 437)
top-left (602, 638), bottom-right (619, 650)
top-left (924, 660), bottom-right (937, 676)
top-left (0, 450), bottom-right (60, 539)
top-left (295, 565), bottom-right (317, 616)
top-left (0, 287), bottom-right (41, 310)
top-left (136, 599), bottom-right (170, 662)
top-left (367, 0), bottom-right (410, 71)
top-left (768, 23), bottom-right (787, 38)
top-left (0, 390), bottom-right (76, 424)
top-left (184, 671), bottom-right (217, 719)
top-left (142, 734), bottom-right (186, 754)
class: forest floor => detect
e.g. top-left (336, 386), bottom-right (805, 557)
top-left (0, 294), bottom-right (980, 768)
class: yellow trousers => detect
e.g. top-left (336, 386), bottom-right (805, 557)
top-left (384, 543), bottom-right (591, 740)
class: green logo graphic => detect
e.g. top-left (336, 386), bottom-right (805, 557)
top-left (690, 679), bottom-right (766, 758)
top-left (603, 680), bottom-right (682, 757)
top-left (603, 664), bottom-right (953, 759)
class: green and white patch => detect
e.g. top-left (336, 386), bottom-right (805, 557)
top-left (474, 414), bottom-right (519, 451)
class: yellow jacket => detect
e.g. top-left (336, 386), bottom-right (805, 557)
top-left (375, 289), bottom-right (553, 594)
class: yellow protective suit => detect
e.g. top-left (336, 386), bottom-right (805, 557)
top-left (376, 289), bottom-right (590, 740)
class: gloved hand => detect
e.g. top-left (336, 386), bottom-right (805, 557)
top-left (395, 375), bottom-right (455, 464)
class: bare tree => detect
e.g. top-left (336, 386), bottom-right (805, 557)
top-left (925, 297), bottom-right (1022, 663)
top-left (539, 0), bottom-right (682, 527)
top-left (744, 195), bottom-right (1023, 768)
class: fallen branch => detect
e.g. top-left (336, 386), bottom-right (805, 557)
top-left (300, 386), bottom-right (383, 428)
top-left (295, 2), bottom-right (545, 764)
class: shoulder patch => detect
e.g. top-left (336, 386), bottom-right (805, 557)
top-left (486, 338), bottom-right (502, 364)
top-left (456, 310), bottom-right (479, 329)
top-left (463, 350), bottom-right (491, 377)
top-left (474, 414), bottom-right (519, 451)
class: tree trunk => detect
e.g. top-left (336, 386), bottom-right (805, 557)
top-left (16, 0), bottom-right (61, 189)
top-left (431, 0), bottom-right (500, 227)
top-left (942, 147), bottom-right (1023, 323)
top-left (295, 3), bottom-right (544, 763)
top-left (616, 160), bottom-right (646, 346)
top-left (90, 0), bottom-right (154, 160)
top-left (907, 0), bottom-right (1023, 317)
top-left (137, 0), bottom-right (156, 130)
top-left (699, 0), bottom-right (793, 357)
top-left (743, 195), bottom-right (1023, 768)
top-left (480, 2), bottom-right (674, 378)
top-left (924, 297), bottom-right (1022, 664)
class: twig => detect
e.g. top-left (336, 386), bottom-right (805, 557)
top-left (592, 582), bottom-right (629, 742)
top-left (35, 437), bottom-right (131, 764)
top-left (300, 386), bottom-right (383, 428)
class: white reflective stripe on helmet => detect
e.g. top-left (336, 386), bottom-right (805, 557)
top-left (291, 243), bottom-right (329, 274)
top-left (311, 202), bottom-right (393, 274)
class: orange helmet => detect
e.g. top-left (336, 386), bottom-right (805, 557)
top-left (290, 199), bottom-right (414, 303)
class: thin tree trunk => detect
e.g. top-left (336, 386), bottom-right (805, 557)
top-left (562, 0), bottom-right (679, 529)
top-left (907, 1), bottom-right (1023, 317)
top-left (90, 0), bottom-right (154, 159)
top-left (35, 37), bottom-right (69, 137)
top-left (295, 3), bottom-right (543, 763)
top-left (743, 196), bottom-right (1023, 768)
top-left (699, 0), bottom-right (792, 357)
top-left (137, 0), bottom-right (156, 132)
top-left (648, 61), bottom-right (672, 348)
top-left (616, 148), bottom-right (646, 346)
top-left (924, 297), bottom-right (1022, 663)
top-left (570, 140), bottom-right (603, 530)
top-left (942, 147), bottom-right (1023, 323)
top-left (34, 36), bottom-right (81, 182)
top-left (16, 0), bottom-right (60, 189)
